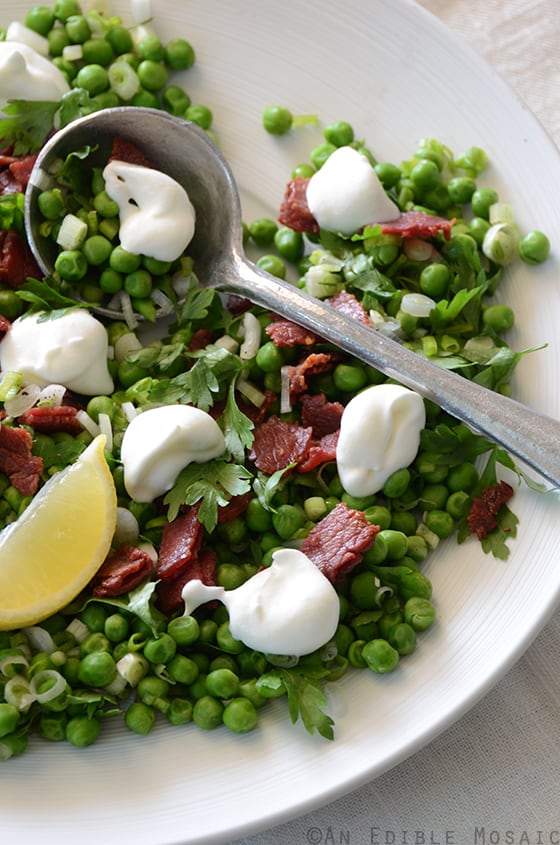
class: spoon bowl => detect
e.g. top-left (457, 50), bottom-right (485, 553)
top-left (24, 107), bottom-right (560, 487)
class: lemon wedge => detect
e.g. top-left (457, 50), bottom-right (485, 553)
top-left (0, 434), bottom-right (117, 631)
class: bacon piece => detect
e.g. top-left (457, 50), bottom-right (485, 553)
top-left (91, 545), bottom-right (154, 598)
top-left (0, 424), bottom-right (43, 496)
top-left (327, 289), bottom-right (372, 327)
top-left (288, 351), bottom-right (338, 402)
top-left (0, 230), bottom-right (42, 288)
top-left (265, 319), bottom-right (318, 348)
top-left (467, 480), bottom-right (514, 540)
top-left (298, 430), bottom-right (339, 473)
top-left (110, 136), bottom-right (153, 168)
top-left (0, 153), bottom-right (38, 194)
top-left (156, 548), bottom-right (217, 614)
top-left (300, 502), bottom-right (379, 583)
top-left (300, 392), bottom-right (343, 438)
top-left (278, 176), bottom-right (319, 235)
top-left (17, 405), bottom-right (82, 435)
top-left (217, 491), bottom-right (252, 523)
top-left (379, 210), bottom-right (454, 241)
top-left (156, 504), bottom-right (204, 580)
top-left (188, 327), bottom-right (214, 351)
top-left (248, 415), bottom-right (313, 474)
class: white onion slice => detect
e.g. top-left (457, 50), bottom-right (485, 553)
top-left (23, 626), bottom-right (56, 654)
top-left (37, 383), bottom-right (66, 407)
top-left (76, 409), bottom-right (100, 437)
top-left (4, 384), bottom-right (41, 417)
top-left (280, 365), bottom-right (292, 414)
top-left (239, 312), bottom-right (262, 361)
top-left (29, 669), bottom-right (67, 703)
top-left (98, 412), bottom-right (113, 452)
top-left (401, 292), bottom-right (437, 318)
top-left (121, 401), bottom-right (138, 422)
top-left (114, 330), bottom-right (143, 363)
top-left (113, 507), bottom-right (140, 547)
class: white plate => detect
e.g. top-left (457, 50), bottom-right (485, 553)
top-left (2, 1), bottom-right (560, 843)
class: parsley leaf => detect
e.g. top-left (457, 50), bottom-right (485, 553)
top-left (0, 100), bottom-right (60, 154)
top-left (15, 279), bottom-right (85, 314)
top-left (273, 668), bottom-right (334, 740)
top-left (0, 193), bottom-right (25, 234)
top-left (58, 88), bottom-right (94, 129)
top-left (253, 464), bottom-right (295, 512)
top-left (220, 379), bottom-right (254, 462)
top-left (150, 345), bottom-right (243, 410)
top-left (420, 422), bottom-right (493, 466)
top-left (164, 459), bottom-right (252, 532)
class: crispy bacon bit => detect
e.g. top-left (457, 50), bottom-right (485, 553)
top-left (288, 351), bottom-right (338, 403)
top-left (0, 424), bottom-right (43, 496)
top-left (379, 209), bottom-right (455, 241)
top-left (188, 327), bottom-right (214, 351)
top-left (156, 505), bottom-right (204, 580)
top-left (300, 502), bottom-right (379, 583)
top-left (278, 176), bottom-right (320, 235)
top-left (298, 430), bottom-right (339, 473)
top-left (248, 415), bottom-right (313, 474)
top-left (157, 548), bottom-right (217, 614)
top-left (17, 405), bottom-right (82, 435)
top-left (91, 545), bottom-right (154, 598)
top-left (0, 229), bottom-right (42, 289)
top-left (327, 289), bottom-right (373, 327)
top-left (0, 313), bottom-right (10, 340)
top-left (265, 319), bottom-right (318, 348)
top-left (217, 491), bottom-right (252, 523)
top-left (0, 153), bottom-right (38, 194)
top-left (467, 480), bottom-right (514, 540)
top-left (110, 136), bottom-right (153, 168)
top-left (226, 295), bottom-right (252, 315)
top-left (300, 392), bottom-right (343, 438)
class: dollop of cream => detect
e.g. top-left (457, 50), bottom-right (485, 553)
top-left (306, 145), bottom-right (400, 235)
top-left (120, 404), bottom-right (226, 502)
top-left (103, 160), bottom-right (196, 262)
top-left (182, 548), bottom-right (340, 656)
top-left (0, 41), bottom-right (70, 112)
top-left (0, 310), bottom-right (114, 396)
top-left (336, 384), bottom-right (426, 496)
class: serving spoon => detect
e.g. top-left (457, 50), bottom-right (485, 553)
top-left (24, 106), bottom-right (560, 488)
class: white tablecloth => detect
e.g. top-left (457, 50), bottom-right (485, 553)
top-left (229, 2), bottom-right (560, 842)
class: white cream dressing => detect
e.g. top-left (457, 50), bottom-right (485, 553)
top-left (120, 404), bottom-right (226, 503)
top-left (0, 310), bottom-right (114, 396)
top-left (102, 160), bottom-right (196, 262)
top-left (182, 548), bottom-right (340, 657)
top-left (306, 145), bottom-right (400, 235)
top-left (0, 41), bottom-right (70, 112)
top-left (336, 383), bottom-right (426, 496)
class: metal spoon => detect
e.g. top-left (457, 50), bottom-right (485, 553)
top-left (24, 106), bottom-right (560, 488)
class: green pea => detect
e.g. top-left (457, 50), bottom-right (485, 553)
top-left (420, 483), bottom-right (449, 511)
top-left (38, 188), bottom-right (65, 220)
top-left (350, 571), bottom-right (379, 610)
top-left (376, 529), bottom-right (408, 560)
top-left (164, 38), bottom-right (195, 70)
top-left (410, 159), bottom-right (440, 191)
top-left (104, 613), bottom-right (129, 643)
top-left (137, 675), bottom-right (170, 707)
top-left (125, 701), bottom-right (155, 735)
top-left (25, 5), bottom-right (56, 35)
top-left (446, 461), bottom-right (479, 493)
top-left (389, 622), bottom-right (417, 655)
top-left (390, 510), bottom-right (418, 536)
top-left (246, 498), bottom-right (273, 533)
top-left (310, 142), bottom-right (337, 170)
top-left (81, 604), bottom-right (108, 633)
top-left (399, 570), bottom-right (433, 601)
top-left (166, 654), bottom-right (199, 685)
top-left (272, 503), bottom-right (306, 539)
top-left (124, 270), bottom-right (152, 299)
top-left (518, 230), bottom-right (550, 264)
top-left (406, 534), bottom-right (428, 563)
top-left (48, 27), bottom-right (71, 56)
top-left (403, 596), bottom-right (436, 631)
top-left (55, 249), bottom-right (87, 281)
top-left (248, 217), bottom-right (278, 247)
top-left (374, 161), bottom-right (402, 189)
top-left (205, 668), bottom-right (239, 699)
top-left (256, 254), bottom-right (286, 279)
top-left (65, 14), bottom-right (90, 43)
top-left (447, 175), bottom-right (476, 204)
top-left (292, 163), bottom-right (316, 179)
top-left (362, 532), bottom-right (388, 566)
top-left (333, 363), bottom-right (368, 393)
top-left (262, 105), bottom-right (293, 135)
top-left (471, 188), bottom-right (498, 219)
top-left (378, 610), bottom-right (403, 639)
top-left (183, 103), bottom-right (213, 129)
top-left (137, 59), bottom-right (169, 91)
top-left (99, 268), bottom-right (123, 294)
top-left (131, 89), bottom-right (160, 109)
top-left (362, 638), bottom-right (399, 673)
top-left (469, 216), bottom-right (490, 245)
top-left (75, 63), bottom-right (109, 95)
top-left (223, 697), bottom-right (258, 733)
top-left (256, 341), bottom-right (284, 372)
top-left (137, 34), bottom-right (165, 61)
top-left (216, 622), bottom-right (245, 654)
top-left (65, 715), bottom-right (100, 747)
top-left (482, 303), bottom-right (514, 333)
top-left (93, 190), bottom-right (119, 218)
top-left (82, 234), bottom-right (113, 266)
top-left (193, 695), bottom-right (224, 730)
top-left (446, 490), bottom-right (470, 519)
top-left (161, 84), bottom-right (191, 115)
top-left (167, 698), bottom-right (193, 726)
top-left (143, 633), bottom-right (176, 665)
top-left (419, 263), bottom-right (451, 298)
top-left (218, 517), bottom-right (247, 545)
top-left (347, 639), bottom-right (367, 668)
top-left (363, 505), bottom-right (392, 530)
top-left (323, 120), bottom-right (354, 147)
top-left (105, 24), bottom-right (133, 54)
top-left (382, 468), bottom-right (411, 499)
top-left (81, 37), bottom-right (114, 66)
top-left (0, 289), bottom-right (24, 320)
top-left (167, 615), bottom-right (200, 647)
top-left (423, 509), bottom-right (455, 539)
top-left (39, 711), bottom-right (67, 742)
top-left (78, 651), bottom-right (116, 687)
top-left (273, 226), bottom-right (304, 262)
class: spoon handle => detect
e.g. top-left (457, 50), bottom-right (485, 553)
top-left (217, 254), bottom-right (560, 488)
